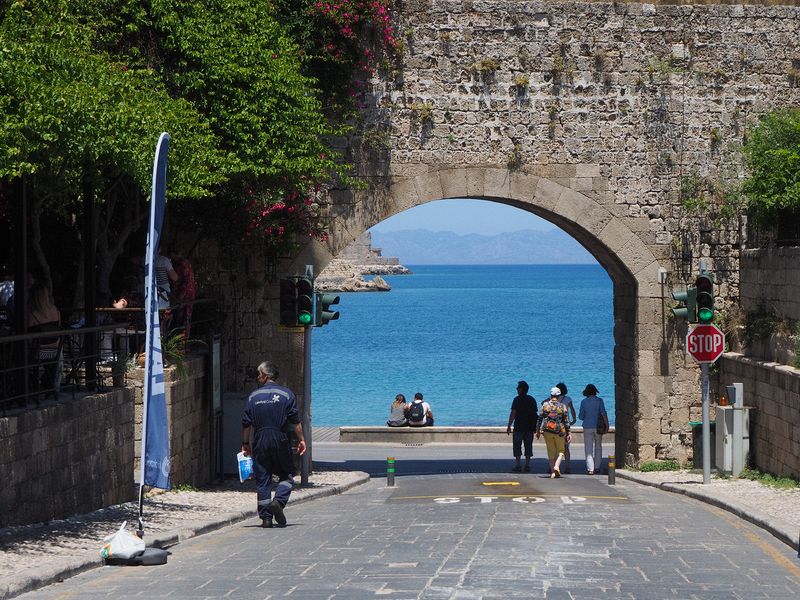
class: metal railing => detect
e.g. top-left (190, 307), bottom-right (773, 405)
top-left (0, 299), bottom-right (219, 415)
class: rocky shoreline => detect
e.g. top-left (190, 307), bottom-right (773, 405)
top-left (315, 232), bottom-right (411, 292)
top-left (314, 258), bottom-right (411, 292)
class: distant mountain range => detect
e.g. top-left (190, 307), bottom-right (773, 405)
top-left (370, 228), bottom-right (595, 265)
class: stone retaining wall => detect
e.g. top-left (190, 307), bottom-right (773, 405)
top-left (131, 356), bottom-right (212, 487)
top-left (1, 355), bottom-right (212, 528)
top-left (718, 352), bottom-right (800, 479)
top-left (740, 248), bottom-right (800, 321)
top-left (0, 389), bottom-right (135, 528)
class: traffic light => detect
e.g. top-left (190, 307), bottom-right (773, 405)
top-left (295, 276), bottom-right (314, 326)
top-left (695, 272), bottom-right (715, 323)
top-left (671, 285), bottom-right (697, 322)
top-left (279, 278), bottom-right (297, 326)
top-left (315, 292), bottom-right (340, 327)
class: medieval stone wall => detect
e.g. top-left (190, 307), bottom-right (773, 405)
top-left (740, 247), bottom-right (800, 321)
top-left (190, 1), bottom-right (800, 464)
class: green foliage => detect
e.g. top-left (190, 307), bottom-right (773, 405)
top-left (273, 0), bottom-right (397, 116)
top-left (743, 310), bottom-right (783, 346)
top-left (680, 170), bottom-right (745, 223)
top-left (638, 459), bottom-right (682, 472)
top-left (0, 0), bottom-right (223, 199)
top-left (742, 109), bottom-right (800, 224)
top-left (1, 0), bottom-right (371, 258)
top-left (739, 468), bottom-right (800, 489)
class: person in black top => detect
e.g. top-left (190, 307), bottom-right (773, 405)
top-left (242, 361), bottom-right (306, 528)
top-left (506, 380), bottom-right (538, 472)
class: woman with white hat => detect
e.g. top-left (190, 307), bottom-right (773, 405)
top-left (535, 387), bottom-right (572, 478)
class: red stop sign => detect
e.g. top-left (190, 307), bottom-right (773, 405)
top-left (686, 324), bottom-right (726, 363)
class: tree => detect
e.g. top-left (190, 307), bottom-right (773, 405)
top-left (0, 0), bottom-right (223, 299)
top-left (742, 109), bottom-right (800, 225)
top-left (0, 0), bottom-right (359, 300)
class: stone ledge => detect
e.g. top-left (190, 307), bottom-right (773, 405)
top-left (338, 426), bottom-right (615, 444)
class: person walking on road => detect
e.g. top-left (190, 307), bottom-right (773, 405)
top-left (579, 383), bottom-right (608, 475)
top-left (555, 382), bottom-right (577, 473)
top-left (536, 387), bottom-right (572, 478)
top-left (506, 381), bottom-right (538, 472)
top-left (242, 361), bottom-right (306, 528)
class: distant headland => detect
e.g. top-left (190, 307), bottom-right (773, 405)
top-left (315, 232), bottom-right (411, 292)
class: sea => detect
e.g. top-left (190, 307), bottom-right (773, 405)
top-left (311, 264), bottom-right (615, 427)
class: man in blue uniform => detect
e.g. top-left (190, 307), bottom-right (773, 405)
top-left (242, 361), bottom-right (306, 528)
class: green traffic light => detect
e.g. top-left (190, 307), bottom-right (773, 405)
top-left (697, 307), bottom-right (714, 323)
top-left (298, 312), bottom-right (312, 325)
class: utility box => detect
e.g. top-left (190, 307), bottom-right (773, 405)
top-left (715, 382), bottom-right (752, 477)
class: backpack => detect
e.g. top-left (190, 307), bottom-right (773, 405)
top-left (408, 401), bottom-right (426, 422)
top-left (543, 402), bottom-right (564, 435)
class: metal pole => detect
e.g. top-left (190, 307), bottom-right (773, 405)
top-left (83, 178), bottom-right (97, 391)
top-left (701, 362), bottom-right (711, 484)
top-left (387, 457), bottom-right (395, 486)
top-left (607, 454), bottom-right (615, 485)
top-left (301, 323), bottom-right (311, 486)
top-left (300, 264), bottom-right (313, 487)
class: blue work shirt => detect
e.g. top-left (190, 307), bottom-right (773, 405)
top-left (578, 395), bottom-right (607, 429)
top-left (242, 382), bottom-right (300, 450)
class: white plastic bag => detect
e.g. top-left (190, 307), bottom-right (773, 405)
top-left (237, 451), bottom-right (254, 483)
top-left (101, 521), bottom-right (145, 559)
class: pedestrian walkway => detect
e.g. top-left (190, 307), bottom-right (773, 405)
top-left (618, 468), bottom-right (800, 550)
top-left (2, 436), bottom-right (799, 599)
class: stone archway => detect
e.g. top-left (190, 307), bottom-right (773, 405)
top-left (321, 165), bottom-right (667, 465)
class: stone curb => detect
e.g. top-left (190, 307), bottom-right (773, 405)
top-left (2, 472), bottom-right (370, 600)
top-left (616, 470), bottom-right (797, 551)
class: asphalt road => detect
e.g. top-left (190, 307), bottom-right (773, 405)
top-left (19, 461), bottom-right (800, 599)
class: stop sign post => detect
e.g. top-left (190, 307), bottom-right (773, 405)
top-left (685, 323), bottom-right (726, 486)
top-left (686, 324), bottom-right (725, 363)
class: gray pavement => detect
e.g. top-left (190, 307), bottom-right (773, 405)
top-left (15, 473), bottom-right (800, 599)
top-left (3, 439), bottom-right (800, 599)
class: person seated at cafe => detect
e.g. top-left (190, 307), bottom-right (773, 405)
top-left (27, 281), bottom-right (62, 395)
top-left (28, 281), bottom-right (60, 332)
top-left (170, 255), bottom-right (196, 336)
top-left (386, 393), bottom-right (409, 427)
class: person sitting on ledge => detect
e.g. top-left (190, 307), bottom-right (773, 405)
top-left (387, 393), bottom-right (409, 427)
top-left (407, 392), bottom-right (433, 427)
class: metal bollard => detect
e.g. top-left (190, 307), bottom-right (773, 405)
top-left (387, 457), bottom-right (395, 486)
top-left (607, 454), bottom-right (616, 485)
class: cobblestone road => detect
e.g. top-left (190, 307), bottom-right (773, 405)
top-left (18, 474), bottom-right (800, 599)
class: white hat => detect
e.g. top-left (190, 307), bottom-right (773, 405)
top-left (550, 387), bottom-right (561, 396)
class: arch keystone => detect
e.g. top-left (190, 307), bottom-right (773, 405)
top-left (482, 168), bottom-right (512, 198)
top-left (439, 168), bottom-right (468, 198)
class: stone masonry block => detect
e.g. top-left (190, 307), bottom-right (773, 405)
top-left (553, 189), bottom-right (592, 223)
top-left (465, 168), bottom-right (486, 197)
top-left (413, 171), bottom-right (444, 203)
top-left (389, 177), bottom-right (420, 212)
top-left (533, 177), bottom-right (565, 213)
top-left (508, 171), bottom-right (540, 203)
top-left (438, 168), bottom-right (468, 198)
top-left (575, 205), bottom-right (613, 237)
top-left (597, 218), bottom-right (636, 253)
top-left (481, 168), bottom-right (511, 199)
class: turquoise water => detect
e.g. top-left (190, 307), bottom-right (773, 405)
top-left (311, 264), bottom-right (615, 426)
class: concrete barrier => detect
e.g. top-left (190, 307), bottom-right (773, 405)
top-left (338, 426), bottom-right (615, 444)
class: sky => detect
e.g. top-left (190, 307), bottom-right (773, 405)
top-left (369, 199), bottom-right (554, 236)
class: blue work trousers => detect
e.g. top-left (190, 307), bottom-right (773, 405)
top-left (253, 445), bottom-right (295, 519)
